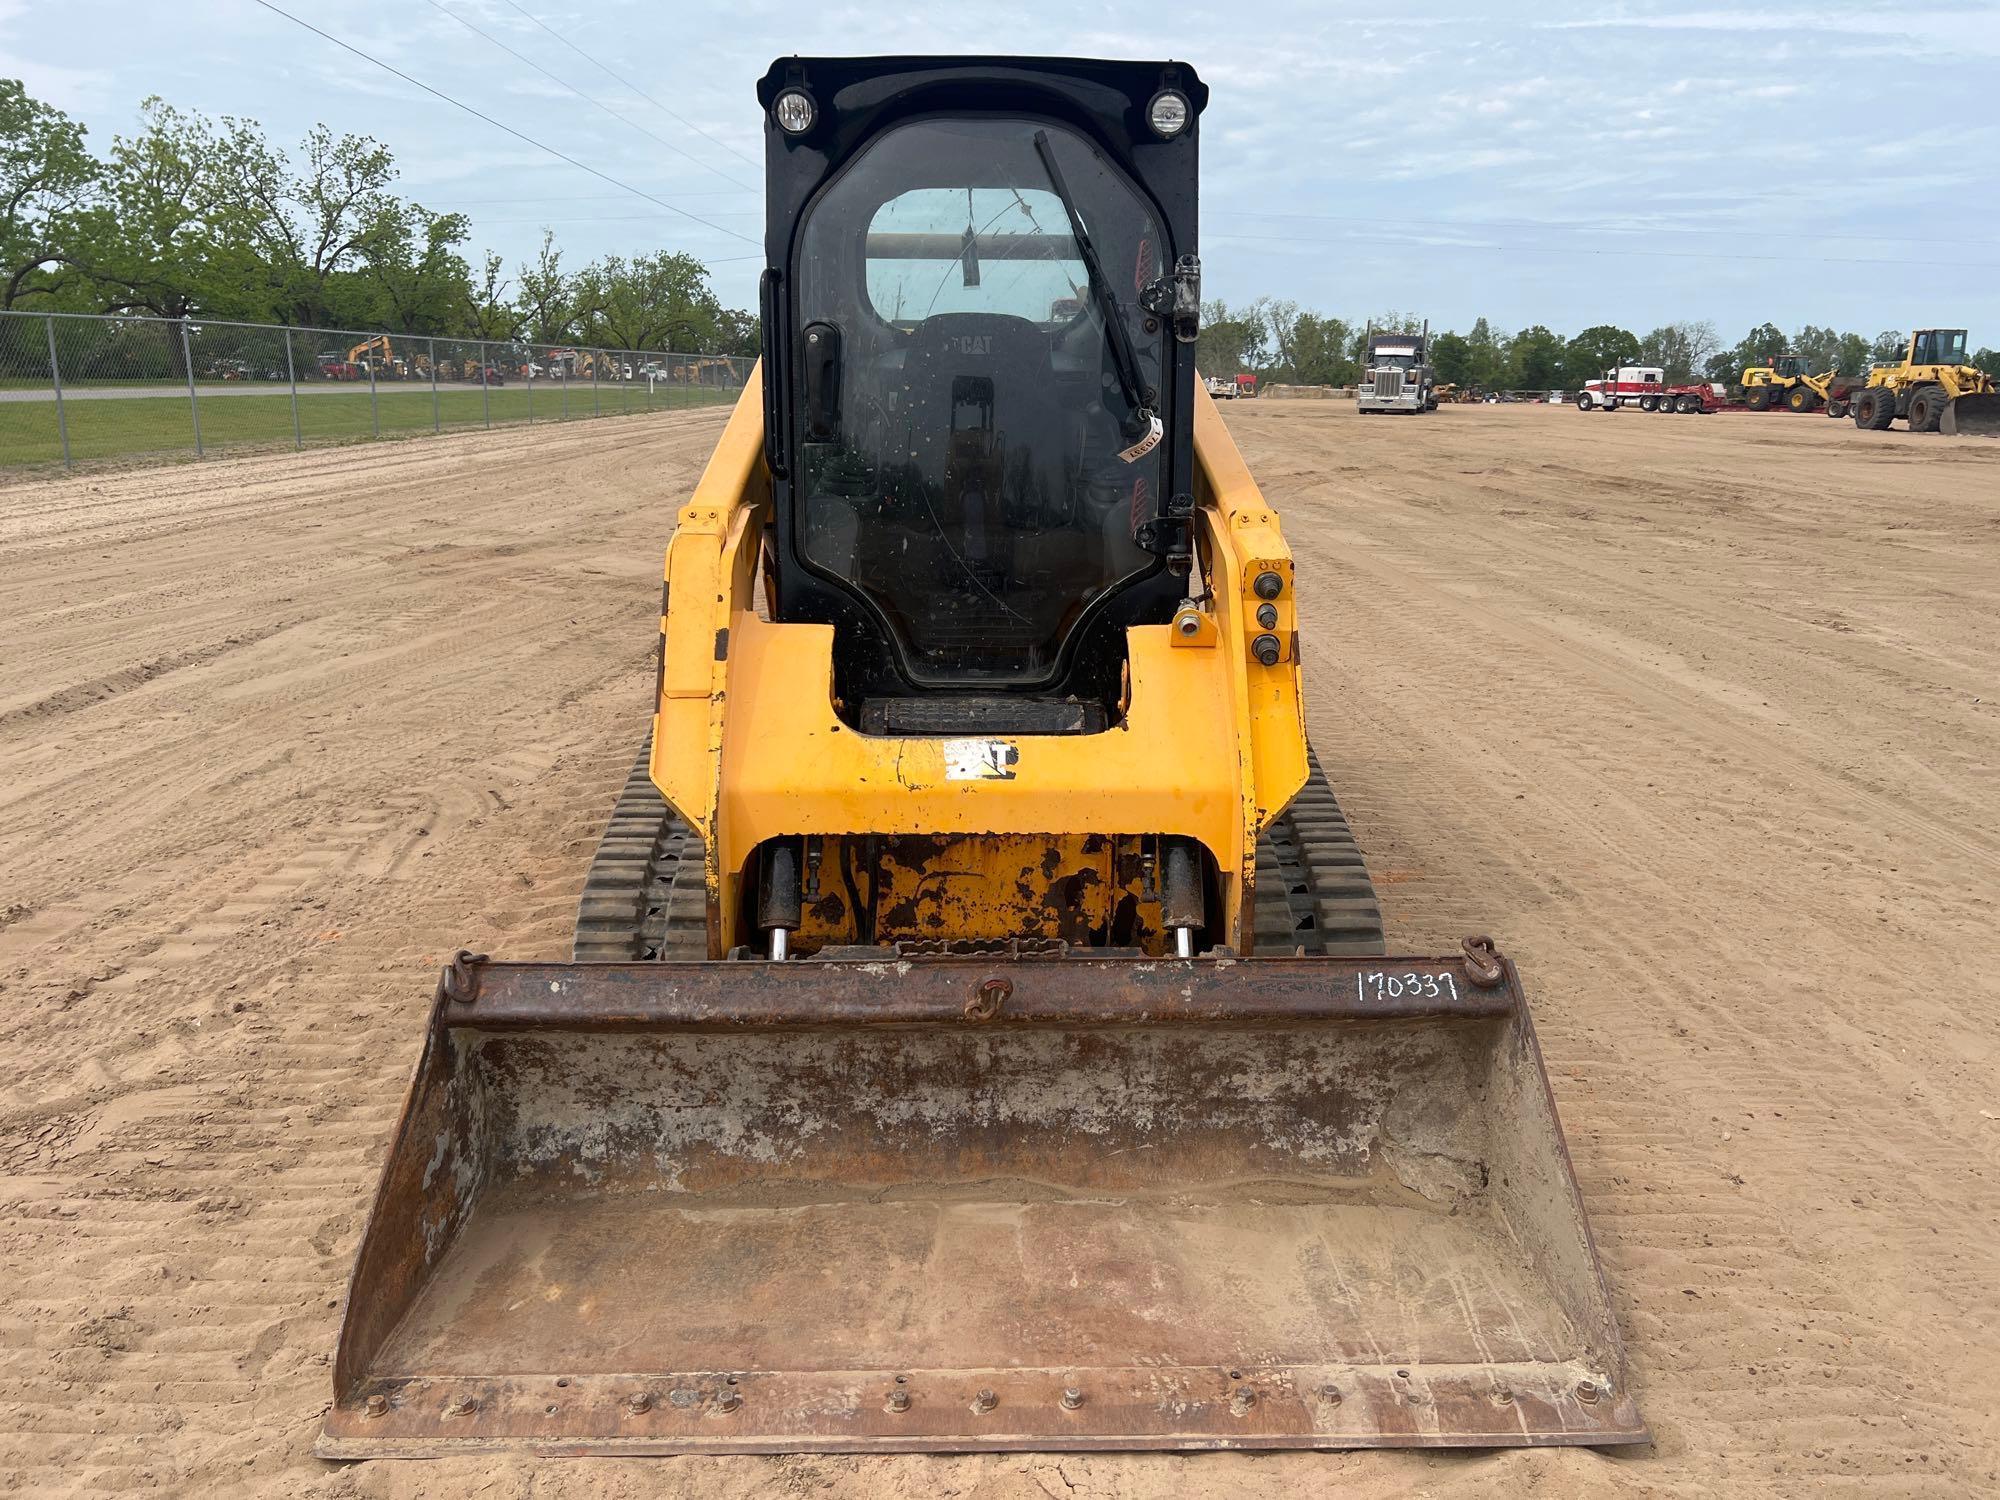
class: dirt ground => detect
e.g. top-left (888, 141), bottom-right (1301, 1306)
top-left (1, 403), bottom-right (1996, 1498)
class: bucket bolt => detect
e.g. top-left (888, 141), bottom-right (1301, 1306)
top-left (443, 1395), bottom-right (478, 1418)
top-left (1575, 1379), bottom-right (1603, 1404)
top-left (886, 1388), bottom-right (911, 1413)
top-left (716, 1389), bottom-right (742, 1414)
top-left (362, 1394), bottom-right (389, 1419)
top-left (757, 836), bottom-right (805, 960)
top-left (1229, 1387), bottom-right (1257, 1416)
top-left (1317, 1384), bottom-right (1341, 1407)
top-left (1060, 1387), bottom-right (1084, 1410)
top-left (626, 1391), bottom-right (653, 1415)
top-left (972, 1388), bottom-right (998, 1415)
top-left (1160, 836), bottom-right (1204, 958)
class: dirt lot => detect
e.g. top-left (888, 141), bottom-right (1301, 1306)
top-left (2, 403), bottom-right (1996, 1497)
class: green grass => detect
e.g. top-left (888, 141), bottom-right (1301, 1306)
top-left (0, 382), bottom-right (738, 472)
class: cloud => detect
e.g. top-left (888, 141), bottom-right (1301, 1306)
top-left (1541, 8), bottom-right (2000, 56)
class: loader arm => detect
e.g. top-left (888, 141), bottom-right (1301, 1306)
top-left (652, 374), bottom-right (1307, 955)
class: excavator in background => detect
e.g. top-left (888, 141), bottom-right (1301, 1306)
top-left (350, 335), bottom-right (402, 379)
top-left (1847, 328), bottom-right (2000, 435)
top-left (320, 55), bottom-right (1644, 1458)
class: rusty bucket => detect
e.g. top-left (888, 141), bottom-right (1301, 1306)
top-left (320, 949), bottom-right (1645, 1456)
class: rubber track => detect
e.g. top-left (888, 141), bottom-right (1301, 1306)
top-left (572, 737), bottom-right (1384, 960)
top-left (1254, 748), bottom-right (1387, 956)
top-left (570, 732), bottom-right (706, 961)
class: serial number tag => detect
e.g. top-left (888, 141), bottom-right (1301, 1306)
top-left (1357, 970), bottom-right (1460, 1003)
top-left (1118, 412), bottom-right (1163, 464)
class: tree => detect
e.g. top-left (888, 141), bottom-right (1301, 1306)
top-left (584, 250), bottom-right (721, 351)
top-left (1508, 325), bottom-right (1564, 391)
top-left (1829, 332), bottom-right (1870, 376)
top-left (1708, 321), bottom-right (1788, 383)
top-left (1638, 320), bottom-right (1719, 384)
top-left (1562, 324), bottom-right (1639, 387)
top-left (1195, 297), bottom-right (1265, 375)
top-left (1462, 317), bottom-right (1509, 390)
top-left (4, 76), bottom-right (760, 349)
top-left (1249, 296), bottom-right (1302, 381)
top-left (460, 251), bottom-right (520, 341)
top-left (361, 201), bottom-right (472, 332)
top-left (1973, 347), bottom-right (2000, 379)
top-left (1789, 323), bottom-right (1845, 375)
top-left (1869, 329), bottom-right (1908, 365)
top-left (70, 99), bottom-right (245, 318)
top-left (1292, 311), bottom-right (1357, 385)
top-left (516, 230), bottom-right (589, 343)
top-left (1, 78), bottom-right (96, 308)
top-left (202, 116), bottom-right (401, 326)
top-left (713, 307), bottom-right (759, 357)
top-left (1431, 330), bottom-right (1473, 386)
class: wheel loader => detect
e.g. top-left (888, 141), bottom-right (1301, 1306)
top-left (320, 55), bottom-right (1644, 1458)
top-left (1740, 351), bottom-right (1812, 410)
top-left (1847, 329), bottom-right (2000, 435)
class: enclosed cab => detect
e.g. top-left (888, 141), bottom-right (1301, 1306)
top-left (1357, 322), bottom-right (1435, 413)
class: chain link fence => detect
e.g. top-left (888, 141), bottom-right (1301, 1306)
top-left (0, 310), bottom-right (752, 474)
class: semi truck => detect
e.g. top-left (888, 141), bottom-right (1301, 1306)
top-left (1357, 322), bottom-right (1435, 413)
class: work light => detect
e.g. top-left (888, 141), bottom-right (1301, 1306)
top-left (773, 88), bottom-right (816, 135)
top-left (1147, 89), bottom-right (1190, 138)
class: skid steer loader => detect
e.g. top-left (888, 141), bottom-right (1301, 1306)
top-left (321, 56), bottom-right (1644, 1458)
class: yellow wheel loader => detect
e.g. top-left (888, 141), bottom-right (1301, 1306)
top-left (1740, 352), bottom-right (1813, 410)
top-left (321, 55), bottom-right (1644, 1458)
top-left (1847, 329), bottom-right (2000, 435)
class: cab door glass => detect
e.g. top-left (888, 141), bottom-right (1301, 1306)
top-left (791, 116), bottom-right (1167, 687)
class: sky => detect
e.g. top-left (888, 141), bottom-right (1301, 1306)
top-left (5, 0), bottom-right (1999, 341)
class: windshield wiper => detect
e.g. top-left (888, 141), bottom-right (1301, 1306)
top-left (1032, 129), bottom-right (1160, 459)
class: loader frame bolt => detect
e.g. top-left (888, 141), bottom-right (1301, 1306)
top-left (1061, 1387), bottom-right (1084, 1410)
top-left (973, 1388), bottom-right (998, 1414)
top-left (363, 1394), bottom-right (389, 1418)
top-left (1253, 570), bottom-right (1283, 600)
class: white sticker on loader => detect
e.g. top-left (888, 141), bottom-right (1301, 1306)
top-left (1118, 412), bottom-right (1163, 464)
top-left (944, 739), bottom-right (1020, 781)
